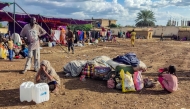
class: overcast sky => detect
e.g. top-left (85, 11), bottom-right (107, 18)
top-left (1, 0), bottom-right (190, 26)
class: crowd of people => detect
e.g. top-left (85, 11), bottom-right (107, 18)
top-left (0, 17), bottom-right (179, 94)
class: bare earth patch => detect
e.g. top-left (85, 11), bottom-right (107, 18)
top-left (0, 38), bottom-right (190, 109)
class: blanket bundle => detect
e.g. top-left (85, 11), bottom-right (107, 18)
top-left (63, 53), bottom-right (147, 78)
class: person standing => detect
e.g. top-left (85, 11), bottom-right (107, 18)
top-left (130, 29), bottom-right (136, 47)
top-left (7, 37), bottom-right (14, 61)
top-left (107, 29), bottom-right (111, 41)
top-left (84, 31), bottom-right (87, 42)
top-left (123, 32), bottom-right (125, 39)
top-left (60, 28), bottom-right (66, 45)
top-left (160, 33), bottom-right (163, 41)
top-left (66, 27), bottom-right (74, 54)
top-left (20, 17), bottom-right (46, 74)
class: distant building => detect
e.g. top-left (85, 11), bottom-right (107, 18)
top-left (0, 27), bottom-right (8, 34)
top-left (187, 21), bottom-right (190, 26)
top-left (85, 18), bottom-right (117, 28)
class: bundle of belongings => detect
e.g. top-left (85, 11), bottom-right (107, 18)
top-left (0, 43), bottom-right (7, 59)
top-left (63, 56), bottom-right (112, 80)
top-left (63, 52), bottom-right (149, 92)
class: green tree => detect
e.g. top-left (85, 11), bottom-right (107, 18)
top-left (0, 23), bottom-right (3, 28)
top-left (69, 24), bottom-right (92, 31)
top-left (166, 21), bottom-right (171, 26)
top-left (117, 24), bottom-right (122, 28)
top-left (109, 23), bottom-right (117, 28)
top-left (135, 10), bottom-right (156, 27)
top-left (125, 25), bottom-right (135, 27)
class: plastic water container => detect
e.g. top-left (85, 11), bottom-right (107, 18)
top-left (95, 39), bottom-right (98, 44)
top-left (32, 83), bottom-right (49, 104)
top-left (40, 40), bottom-right (43, 44)
top-left (48, 42), bottom-right (52, 47)
top-left (20, 81), bottom-right (34, 102)
top-left (52, 42), bottom-right (56, 46)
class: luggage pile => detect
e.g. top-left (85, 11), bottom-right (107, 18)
top-left (63, 52), bottom-right (147, 92)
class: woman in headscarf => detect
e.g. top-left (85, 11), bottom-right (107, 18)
top-left (130, 29), bottom-right (136, 47)
top-left (36, 60), bottom-right (61, 93)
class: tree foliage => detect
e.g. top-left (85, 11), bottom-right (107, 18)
top-left (69, 24), bottom-right (92, 31)
top-left (109, 23), bottom-right (117, 28)
top-left (0, 23), bottom-right (3, 28)
top-left (166, 21), bottom-right (171, 26)
top-left (135, 10), bottom-right (156, 27)
top-left (125, 25), bottom-right (135, 27)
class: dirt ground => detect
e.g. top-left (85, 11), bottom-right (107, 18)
top-left (0, 38), bottom-right (190, 109)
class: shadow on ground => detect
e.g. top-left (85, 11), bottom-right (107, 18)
top-left (63, 77), bottom-right (170, 95)
top-left (0, 89), bottom-right (35, 107)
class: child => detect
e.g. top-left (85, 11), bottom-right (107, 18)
top-left (19, 44), bottom-right (28, 58)
top-left (7, 37), bottom-right (14, 61)
top-left (112, 35), bottom-right (116, 43)
top-left (36, 60), bottom-right (60, 93)
top-left (158, 65), bottom-right (178, 93)
top-left (13, 43), bottom-right (20, 59)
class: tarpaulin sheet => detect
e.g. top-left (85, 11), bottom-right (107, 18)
top-left (0, 2), bottom-right (13, 10)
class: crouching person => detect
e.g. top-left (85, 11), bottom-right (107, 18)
top-left (19, 44), bottom-right (28, 58)
top-left (158, 65), bottom-right (178, 93)
top-left (35, 60), bottom-right (60, 93)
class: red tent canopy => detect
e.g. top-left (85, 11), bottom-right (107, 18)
top-left (0, 11), bottom-right (93, 25)
top-left (0, 1), bottom-right (93, 25)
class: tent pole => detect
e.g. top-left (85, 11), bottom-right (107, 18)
top-left (15, 3), bottom-right (31, 18)
top-left (38, 15), bottom-right (51, 31)
top-left (38, 15), bottom-right (68, 53)
top-left (13, 0), bottom-right (15, 34)
top-left (2, 10), bottom-right (22, 29)
top-left (71, 18), bottom-right (79, 26)
top-left (16, 3), bottom-right (67, 53)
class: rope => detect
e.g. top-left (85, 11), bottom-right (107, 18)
top-left (38, 15), bottom-right (68, 53)
top-left (2, 9), bottom-right (23, 29)
top-left (15, 3), bottom-right (68, 53)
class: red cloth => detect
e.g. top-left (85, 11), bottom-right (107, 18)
top-left (15, 55), bottom-right (20, 59)
top-left (102, 27), bottom-right (105, 31)
top-left (158, 74), bottom-right (178, 92)
top-left (158, 77), bottom-right (164, 88)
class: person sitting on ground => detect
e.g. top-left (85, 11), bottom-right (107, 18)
top-left (158, 65), bottom-right (178, 93)
top-left (13, 43), bottom-right (21, 58)
top-left (36, 60), bottom-right (61, 93)
top-left (19, 44), bottom-right (28, 58)
top-left (12, 33), bottom-right (22, 45)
